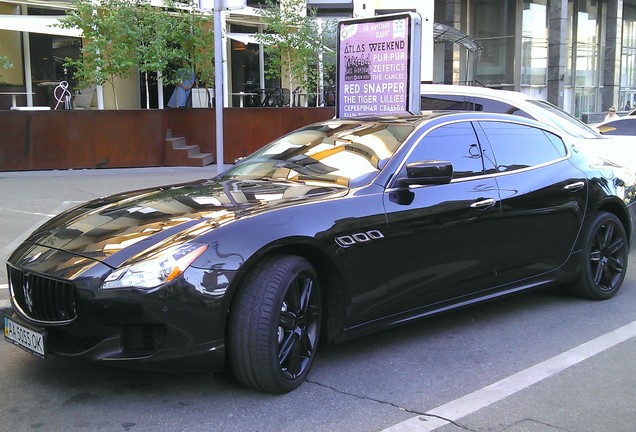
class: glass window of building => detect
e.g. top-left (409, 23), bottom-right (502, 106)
top-left (28, 7), bottom-right (81, 108)
top-left (572, 0), bottom-right (603, 117)
top-left (470, 0), bottom-right (516, 88)
top-left (229, 24), bottom-right (262, 107)
top-left (621, 2), bottom-right (636, 110)
top-left (521, 0), bottom-right (548, 91)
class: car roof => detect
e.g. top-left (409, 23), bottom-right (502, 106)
top-left (420, 84), bottom-right (533, 103)
top-left (332, 110), bottom-right (563, 135)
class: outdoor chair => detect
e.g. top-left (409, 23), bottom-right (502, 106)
top-left (261, 88), bottom-right (290, 107)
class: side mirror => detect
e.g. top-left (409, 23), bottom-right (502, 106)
top-left (398, 160), bottom-right (453, 187)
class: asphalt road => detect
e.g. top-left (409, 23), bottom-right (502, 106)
top-left (1, 167), bottom-right (636, 432)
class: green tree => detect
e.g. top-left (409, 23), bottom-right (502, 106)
top-left (256, 0), bottom-right (323, 97)
top-left (58, 0), bottom-right (138, 109)
top-left (135, 0), bottom-right (178, 109)
top-left (58, 0), bottom-right (214, 109)
top-left (307, 18), bottom-right (337, 106)
top-left (165, 1), bottom-right (215, 90)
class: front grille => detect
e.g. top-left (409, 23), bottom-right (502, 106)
top-left (8, 266), bottom-right (78, 323)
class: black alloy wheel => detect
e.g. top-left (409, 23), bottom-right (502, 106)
top-left (228, 254), bottom-right (321, 393)
top-left (566, 211), bottom-right (628, 300)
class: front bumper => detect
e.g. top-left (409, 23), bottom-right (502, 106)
top-left (7, 265), bottom-right (232, 372)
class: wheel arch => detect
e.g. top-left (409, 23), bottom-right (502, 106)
top-left (225, 239), bottom-right (347, 345)
top-left (596, 198), bottom-right (632, 247)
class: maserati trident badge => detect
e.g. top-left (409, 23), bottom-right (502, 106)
top-left (23, 280), bottom-right (34, 314)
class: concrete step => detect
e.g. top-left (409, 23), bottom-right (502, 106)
top-left (166, 136), bottom-right (187, 148)
top-left (164, 131), bottom-right (214, 167)
top-left (189, 153), bottom-right (215, 166)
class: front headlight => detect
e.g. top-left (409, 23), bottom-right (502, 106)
top-left (102, 243), bottom-right (208, 290)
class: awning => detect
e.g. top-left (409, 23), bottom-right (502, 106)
top-left (433, 23), bottom-right (481, 53)
top-left (226, 6), bottom-right (262, 26)
top-left (0, 15), bottom-right (82, 38)
top-left (226, 32), bottom-right (265, 46)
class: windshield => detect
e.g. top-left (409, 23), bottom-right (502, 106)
top-left (222, 120), bottom-right (415, 186)
top-left (527, 100), bottom-right (602, 139)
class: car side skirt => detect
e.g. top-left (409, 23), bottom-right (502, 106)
top-left (333, 250), bottom-right (582, 343)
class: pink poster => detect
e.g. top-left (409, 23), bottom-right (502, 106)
top-left (338, 16), bottom-right (410, 118)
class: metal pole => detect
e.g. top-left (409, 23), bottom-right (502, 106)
top-left (20, 6), bottom-right (34, 107)
top-left (214, 0), bottom-right (224, 175)
top-left (157, 70), bottom-right (164, 109)
top-left (91, 0), bottom-right (104, 109)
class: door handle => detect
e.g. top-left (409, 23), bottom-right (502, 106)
top-left (564, 181), bottom-right (585, 191)
top-left (470, 198), bottom-right (496, 209)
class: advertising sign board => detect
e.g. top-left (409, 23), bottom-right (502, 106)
top-left (336, 13), bottom-right (422, 118)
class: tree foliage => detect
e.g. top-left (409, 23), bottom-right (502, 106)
top-left (256, 0), bottom-right (326, 95)
top-left (58, 0), bottom-right (214, 109)
top-left (58, 0), bottom-right (138, 109)
top-left (308, 18), bottom-right (337, 106)
top-left (168, 1), bottom-right (215, 88)
top-left (135, 0), bottom-right (175, 109)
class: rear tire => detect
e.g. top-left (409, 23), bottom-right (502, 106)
top-left (565, 212), bottom-right (628, 300)
top-left (228, 254), bottom-right (321, 393)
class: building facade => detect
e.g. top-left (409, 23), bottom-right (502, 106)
top-left (434, 0), bottom-right (636, 117)
top-left (1, 0), bottom-right (636, 117)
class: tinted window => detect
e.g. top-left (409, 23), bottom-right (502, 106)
top-left (477, 121), bottom-right (567, 173)
top-left (600, 119), bottom-right (636, 135)
top-left (470, 97), bottom-right (532, 119)
top-left (403, 122), bottom-right (484, 179)
top-left (421, 93), bottom-right (534, 120)
top-left (421, 95), bottom-right (471, 111)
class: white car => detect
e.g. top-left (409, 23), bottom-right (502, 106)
top-left (420, 84), bottom-right (636, 171)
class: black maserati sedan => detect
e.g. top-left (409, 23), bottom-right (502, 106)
top-left (4, 112), bottom-right (635, 393)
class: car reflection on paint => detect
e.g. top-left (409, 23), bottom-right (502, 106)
top-left (4, 111), bottom-right (636, 394)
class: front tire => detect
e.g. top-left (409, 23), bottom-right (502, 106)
top-left (228, 254), bottom-right (321, 393)
top-left (566, 211), bottom-right (628, 300)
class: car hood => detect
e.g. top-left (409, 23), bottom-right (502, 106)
top-left (17, 178), bottom-right (346, 269)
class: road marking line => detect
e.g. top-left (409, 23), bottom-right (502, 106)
top-left (383, 320), bottom-right (636, 431)
top-left (0, 284), bottom-right (8, 290)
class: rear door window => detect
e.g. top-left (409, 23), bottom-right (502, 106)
top-left (421, 94), bottom-right (470, 111)
top-left (476, 121), bottom-right (567, 173)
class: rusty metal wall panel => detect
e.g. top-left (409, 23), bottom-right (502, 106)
top-left (0, 107), bottom-right (335, 171)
